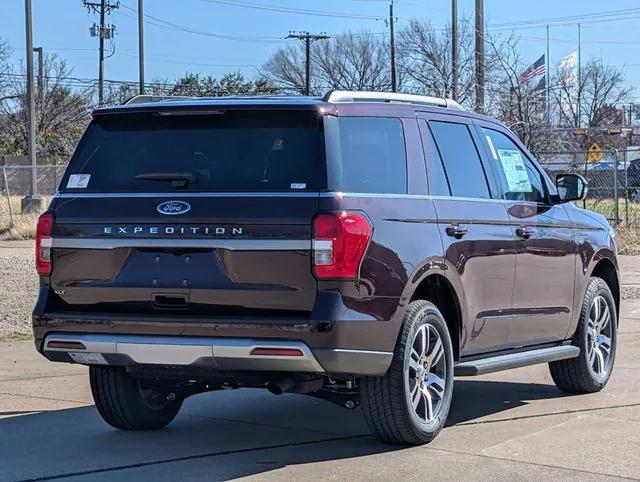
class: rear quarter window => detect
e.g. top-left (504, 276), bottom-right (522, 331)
top-left (325, 116), bottom-right (407, 194)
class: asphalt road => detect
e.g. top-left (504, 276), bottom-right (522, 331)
top-left (2, 300), bottom-right (640, 481)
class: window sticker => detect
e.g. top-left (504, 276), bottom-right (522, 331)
top-left (485, 135), bottom-right (498, 160)
top-left (496, 149), bottom-right (531, 193)
top-left (66, 174), bottom-right (91, 189)
top-left (290, 183), bottom-right (307, 190)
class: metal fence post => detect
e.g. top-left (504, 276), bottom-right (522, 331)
top-left (2, 166), bottom-right (14, 227)
top-left (624, 148), bottom-right (629, 226)
top-left (613, 149), bottom-right (619, 225)
top-left (583, 154), bottom-right (588, 210)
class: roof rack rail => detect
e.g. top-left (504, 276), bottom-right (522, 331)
top-left (323, 90), bottom-right (463, 110)
top-left (123, 95), bottom-right (192, 105)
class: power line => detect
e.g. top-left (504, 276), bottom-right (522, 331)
top-left (199, 0), bottom-right (384, 20)
top-left (117, 6), bottom-right (287, 43)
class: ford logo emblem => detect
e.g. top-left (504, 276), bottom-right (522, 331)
top-left (157, 200), bottom-right (191, 216)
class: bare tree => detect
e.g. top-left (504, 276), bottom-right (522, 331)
top-left (260, 31), bottom-right (393, 95)
top-left (0, 54), bottom-right (92, 160)
top-left (398, 17), bottom-right (502, 108)
top-left (554, 58), bottom-right (632, 129)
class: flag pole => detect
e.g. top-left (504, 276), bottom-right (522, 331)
top-left (546, 25), bottom-right (551, 126)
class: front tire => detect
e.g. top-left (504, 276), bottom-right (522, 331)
top-left (360, 300), bottom-right (454, 445)
top-left (549, 277), bottom-right (617, 393)
top-left (90, 366), bottom-right (183, 430)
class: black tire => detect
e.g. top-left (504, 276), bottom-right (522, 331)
top-left (549, 277), bottom-right (617, 394)
top-left (90, 366), bottom-right (183, 430)
top-left (360, 300), bottom-right (454, 445)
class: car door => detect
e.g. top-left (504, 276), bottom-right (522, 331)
top-left (419, 114), bottom-right (517, 356)
top-left (476, 123), bottom-right (576, 347)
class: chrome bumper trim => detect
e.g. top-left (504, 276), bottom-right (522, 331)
top-left (43, 334), bottom-right (325, 372)
top-left (50, 238), bottom-right (311, 251)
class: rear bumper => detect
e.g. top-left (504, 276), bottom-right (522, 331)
top-left (41, 333), bottom-right (393, 376)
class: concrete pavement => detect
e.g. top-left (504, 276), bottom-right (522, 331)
top-left (1, 301), bottom-right (639, 480)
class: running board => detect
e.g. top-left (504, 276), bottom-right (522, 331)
top-left (454, 345), bottom-right (580, 376)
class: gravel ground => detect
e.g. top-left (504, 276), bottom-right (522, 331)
top-left (0, 241), bottom-right (37, 337)
top-left (1, 240), bottom-right (639, 338)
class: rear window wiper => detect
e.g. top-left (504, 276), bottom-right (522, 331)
top-left (134, 172), bottom-right (199, 188)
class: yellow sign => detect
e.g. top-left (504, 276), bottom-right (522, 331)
top-left (587, 143), bottom-right (604, 163)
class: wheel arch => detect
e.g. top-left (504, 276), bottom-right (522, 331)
top-left (590, 256), bottom-right (620, 317)
top-left (409, 273), bottom-right (463, 361)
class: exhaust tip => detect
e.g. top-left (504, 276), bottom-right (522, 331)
top-left (46, 340), bottom-right (86, 350)
top-left (266, 379), bottom-right (294, 395)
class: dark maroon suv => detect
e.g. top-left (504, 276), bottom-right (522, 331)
top-left (33, 91), bottom-right (619, 445)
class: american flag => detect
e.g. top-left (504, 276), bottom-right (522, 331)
top-left (518, 54), bottom-right (546, 84)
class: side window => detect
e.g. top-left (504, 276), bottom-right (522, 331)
top-left (419, 120), bottom-right (450, 196)
top-left (325, 117), bottom-right (407, 194)
top-left (429, 121), bottom-right (491, 199)
top-left (481, 128), bottom-right (547, 203)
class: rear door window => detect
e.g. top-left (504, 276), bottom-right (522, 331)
top-left (61, 110), bottom-right (326, 192)
top-left (428, 121), bottom-right (491, 199)
top-left (325, 117), bottom-right (407, 194)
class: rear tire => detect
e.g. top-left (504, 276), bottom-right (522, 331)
top-left (549, 277), bottom-right (617, 393)
top-left (360, 300), bottom-right (454, 445)
top-left (90, 366), bottom-right (183, 430)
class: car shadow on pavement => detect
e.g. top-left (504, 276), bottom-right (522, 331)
top-left (0, 379), bottom-right (570, 481)
top-left (447, 379), bottom-right (571, 426)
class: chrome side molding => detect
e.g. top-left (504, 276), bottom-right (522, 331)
top-left (50, 238), bottom-right (311, 251)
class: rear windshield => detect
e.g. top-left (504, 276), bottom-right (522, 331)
top-left (61, 110), bottom-right (326, 192)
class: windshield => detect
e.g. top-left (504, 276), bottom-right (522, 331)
top-left (61, 110), bottom-right (326, 192)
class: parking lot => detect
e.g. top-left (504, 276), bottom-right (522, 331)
top-left (2, 242), bottom-right (640, 481)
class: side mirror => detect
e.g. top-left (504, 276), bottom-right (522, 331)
top-left (556, 173), bottom-right (587, 203)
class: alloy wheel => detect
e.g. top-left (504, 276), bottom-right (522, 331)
top-left (587, 295), bottom-right (614, 376)
top-left (405, 323), bottom-right (447, 423)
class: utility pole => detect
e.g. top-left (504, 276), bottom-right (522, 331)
top-left (22, 0), bottom-right (42, 212)
top-left (577, 23), bottom-right (582, 128)
top-left (451, 0), bottom-right (458, 101)
top-left (138, 0), bottom-right (145, 95)
top-left (389, 0), bottom-right (397, 92)
top-left (285, 32), bottom-right (330, 96)
top-left (474, 0), bottom-right (485, 113)
top-left (84, 0), bottom-right (119, 105)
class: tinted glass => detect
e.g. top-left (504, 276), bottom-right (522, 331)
top-left (419, 120), bottom-right (451, 196)
top-left (481, 128), bottom-right (547, 203)
top-left (429, 121), bottom-right (490, 199)
top-left (325, 116), bottom-right (407, 194)
top-left (61, 110), bottom-right (326, 192)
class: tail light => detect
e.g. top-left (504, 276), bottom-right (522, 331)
top-left (36, 212), bottom-right (53, 275)
top-left (313, 212), bottom-right (372, 279)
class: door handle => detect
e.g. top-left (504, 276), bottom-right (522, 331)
top-left (446, 224), bottom-right (468, 239)
top-left (516, 226), bottom-right (535, 239)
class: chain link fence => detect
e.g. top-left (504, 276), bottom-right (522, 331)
top-left (2, 150), bottom-right (640, 233)
top-left (537, 150), bottom-right (640, 227)
top-left (0, 164), bottom-right (66, 236)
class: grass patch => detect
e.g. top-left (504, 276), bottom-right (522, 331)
top-left (583, 198), bottom-right (640, 225)
top-left (0, 195), bottom-right (49, 240)
top-left (615, 227), bottom-right (640, 255)
top-left (0, 332), bottom-right (33, 342)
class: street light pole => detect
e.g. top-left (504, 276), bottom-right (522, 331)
top-left (22, 0), bottom-right (42, 212)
